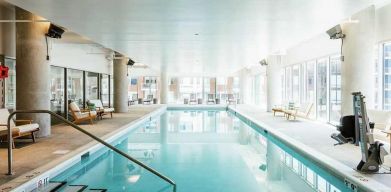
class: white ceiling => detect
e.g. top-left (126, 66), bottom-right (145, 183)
top-left (4, 0), bottom-right (389, 75)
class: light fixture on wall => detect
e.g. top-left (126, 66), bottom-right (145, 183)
top-left (326, 24), bottom-right (346, 61)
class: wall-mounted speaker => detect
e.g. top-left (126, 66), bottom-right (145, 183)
top-left (326, 24), bottom-right (345, 39)
top-left (46, 24), bottom-right (65, 39)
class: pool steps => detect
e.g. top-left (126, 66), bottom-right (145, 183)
top-left (34, 181), bottom-right (106, 192)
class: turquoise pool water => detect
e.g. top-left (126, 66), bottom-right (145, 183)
top-left (53, 110), bottom-right (351, 192)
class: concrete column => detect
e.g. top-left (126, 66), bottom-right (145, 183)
top-left (113, 55), bottom-right (128, 113)
top-left (266, 55), bottom-right (283, 112)
top-left (239, 69), bottom-right (251, 104)
top-left (160, 71), bottom-right (168, 104)
top-left (341, 6), bottom-right (375, 115)
top-left (15, 8), bottom-right (50, 137)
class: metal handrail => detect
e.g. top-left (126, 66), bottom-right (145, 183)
top-left (7, 110), bottom-right (176, 192)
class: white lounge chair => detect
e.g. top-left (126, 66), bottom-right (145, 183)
top-left (69, 102), bottom-right (97, 124)
top-left (0, 108), bottom-right (40, 148)
top-left (88, 99), bottom-right (114, 119)
top-left (226, 94), bottom-right (236, 105)
top-left (189, 93), bottom-right (197, 104)
top-left (284, 103), bottom-right (314, 120)
top-left (207, 94), bottom-right (215, 104)
top-left (143, 95), bottom-right (154, 105)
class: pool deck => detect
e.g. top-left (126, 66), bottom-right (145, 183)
top-left (0, 105), bottom-right (163, 191)
top-left (229, 105), bottom-right (391, 191)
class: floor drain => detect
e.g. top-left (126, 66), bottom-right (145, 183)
top-left (53, 150), bottom-right (70, 155)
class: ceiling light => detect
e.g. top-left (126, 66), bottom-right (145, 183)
top-left (342, 17), bottom-right (360, 24)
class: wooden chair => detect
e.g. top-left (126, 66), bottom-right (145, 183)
top-left (69, 102), bottom-right (97, 124)
top-left (88, 99), bottom-right (114, 119)
top-left (284, 103), bottom-right (314, 120)
top-left (0, 108), bottom-right (40, 148)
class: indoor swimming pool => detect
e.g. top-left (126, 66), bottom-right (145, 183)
top-left (50, 110), bottom-right (351, 192)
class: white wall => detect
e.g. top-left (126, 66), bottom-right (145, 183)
top-left (341, 6), bottom-right (376, 115)
top-left (284, 34), bottom-right (340, 66)
top-left (49, 43), bottom-right (113, 75)
top-left (376, 3), bottom-right (391, 43)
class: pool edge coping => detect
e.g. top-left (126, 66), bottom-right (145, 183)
top-left (2, 106), bottom-right (167, 192)
top-left (228, 105), bottom-right (391, 192)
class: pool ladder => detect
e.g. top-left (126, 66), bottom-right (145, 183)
top-left (6, 110), bottom-right (176, 192)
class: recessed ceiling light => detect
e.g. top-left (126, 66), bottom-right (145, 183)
top-left (194, 33), bottom-right (199, 36)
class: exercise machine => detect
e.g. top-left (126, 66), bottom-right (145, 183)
top-left (332, 92), bottom-right (388, 173)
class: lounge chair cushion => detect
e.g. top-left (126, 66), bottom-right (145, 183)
top-left (69, 102), bottom-right (82, 115)
top-left (76, 111), bottom-right (97, 119)
top-left (103, 108), bottom-right (114, 113)
top-left (15, 123), bottom-right (39, 133)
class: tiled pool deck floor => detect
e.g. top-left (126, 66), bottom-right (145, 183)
top-left (0, 105), bottom-right (163, 191)
top-left (1, 104), bottom-right (391, 191)
top-left (230, 105), bottom-right (391, 190)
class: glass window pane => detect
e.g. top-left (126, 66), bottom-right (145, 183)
top-left (384, 43), bottom-right (391, 110)
top-left (292, 65), bottom-right (300, 103)
top-left (317, 58), bottom-right (328, 121)
top-left (50, 66), bottom-right (65, 123)
top-left (67, 69), bottom-right (84, 108)
top-left (101, 74), bottom-right (109, 106)
top-left (4, 58), bottom-right (16, 109)
top-left (86, 72), bottom-right (99, 101)
top-left (329, 55), bottom-right (341, 123)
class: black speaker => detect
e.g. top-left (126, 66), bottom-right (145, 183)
top-left (127, 59), bottom-right (135, 66)
top-left (46, 24), bottom-right (65, 39)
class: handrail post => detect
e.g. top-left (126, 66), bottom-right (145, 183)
top-left (6, 110), bottom-right (176, 191)
top-left (7, 116), bottom-right (13, 175)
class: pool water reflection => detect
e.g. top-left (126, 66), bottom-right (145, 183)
top-left (53, 110), bottom-right (349, 192)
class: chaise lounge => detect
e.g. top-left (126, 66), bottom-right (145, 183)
top-left (0, 108), bottom-right (40, 148)
top-left (284, 103), bottom-right (314, 120)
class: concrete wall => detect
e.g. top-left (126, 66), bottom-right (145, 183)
top-left (50, 43), bottom-right (113, 75)
top-left (376, 3), bottom-right (391, 43)
top-left (0, 3), bottom-right (16, 58)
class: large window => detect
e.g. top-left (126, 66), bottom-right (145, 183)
top-left (101, 74), bottom-right (109, 106)
top-left (316, 58), bottom-right (329, 121)
top-left (180, 77), bottom-right (203, 101)
top-left (67, 69), bottom-right (84, 108)
top-left (285, 67), bottom-right (292, 101)
top-left (329, 56), bottom-right (342, 123)
top-left (50, 66), bottom-right (65, 115)
top-left (86, 72), bottom-right (99, 101)
top-left (292, 65), bottom-right (300, 103)
top-left (384, 43), bottom-right (391, 110)
top-left (4, 58), bottom-right (16, 109)
top-left (203, 77), bottom-right (216, 102)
